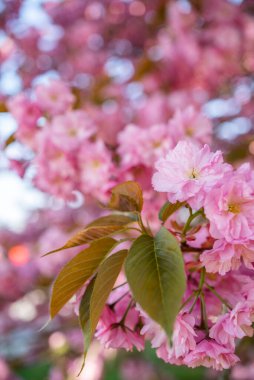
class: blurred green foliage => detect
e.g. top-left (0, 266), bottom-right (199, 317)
top-left (103, 344), bottom-right (206, 380)
top-left (15, 362), bottom-right (50, 380)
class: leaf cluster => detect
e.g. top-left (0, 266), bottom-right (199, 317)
top-left (47, 181), bottom-right (186, 373)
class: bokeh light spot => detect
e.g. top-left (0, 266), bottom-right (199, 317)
top-left (8, 244), bottom-right (30, 266)
top-left (49, 332), bottom-right (67, 351)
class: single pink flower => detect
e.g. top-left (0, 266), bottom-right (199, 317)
top-left (201, 240), bottom-right (241, 275)
top-left (228, 302), bottom-right (254, 338)
top-left (7, 93), bottom-right (41, 127)
top-left (152, 140), bottom-right (230, 209)
top-left (210, 302), bottom-right (253, 348)
top-left (34, 135), bottom-right (77, 199)
top-left (169, 106), bottom-right (212, 146)
top-left (205, 170), bottom-right (254, 243)
top-left (118, 123), bottom-right (172, 169)
top-left (184, 340), bottom-right (239, 370)
top-left (209, 314), bottom-right (235, 348)
top-left (7, 93), bottom-right (41, 148)
top-left (169, 313), bottom-right (197, 359)
top-left (78, 140), bottom-right (115, 201)
top-left (201, 239), bottom-right (254, 275)
top-left (95, 296), bottom-right (144, 352)
top-left (35, 79), bottom-right (75, 116)
top-left (48, 110), bottom-right (96, 152)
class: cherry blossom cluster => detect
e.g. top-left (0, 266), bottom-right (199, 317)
top-left (78, 141), bottom-right (254, 372)
top-left (7, 81), bottom-right (114, 201)
top-left (7, 79), bottom-right (212, 208)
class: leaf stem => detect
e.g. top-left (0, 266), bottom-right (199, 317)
top-left (186, 204), bottom-right (193, 216)
top-left (200, 293), bottom-right (209, 335)
top-left (182, 208), bottom-right (204, 241)
top-left (199, 267), bottom-right (206, 288)
top-left (189, 292), bottom-right (198, 313)
top-left (179, 292), bottom-right (196, 311)
top-left (136, 212), bottom-right (150, 235)
top-left (205, 283), bottom-right (232, 310)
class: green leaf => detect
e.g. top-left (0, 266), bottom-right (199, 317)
top-left (50, 237), bottom-right (116, 318)
top-left (125, 227), bottom-right (186, 338)
top-left (44, 215), bottom-right (133, 255)
top-left (90, 249), bottom-right (128, 336)
top-left (159, 201), bottom-right (185, 223)
top-left (78, 277), bottom-right (96, 375)
top-left (108, 181), bottom-right (143, 212)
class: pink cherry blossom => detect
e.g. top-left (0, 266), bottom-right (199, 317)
top-left (35, 79), bottom-right (75, 116)
top-left (169, 107), bottom-right (212, 146)
top-left (168, 313), bottom-right (197, 361)
top-left (117, 123), bottom-right (172, 169)
top-left (205, 170), bottom-right (254, 242)
top-left (48, 110), bottom-right (96, 151)
top-left (152, 140), bottom-right (230, 209)
top-left (78, 140), bottom-right (115, 201)
top-left (201, 240), bottom-right (241, 275)
top-left (210, 302), bottom-right (253, 348)
top-left (7, 93), bottom-right (41, 128)
top-left (209, 313), bottom-right (235, 348)
top-left (95, 296), bottom-right (144, 352)
top-left (34, 135), bottom-right (78, 199)
top-left (7, 93), bottom-right (41, 148)
top-left (201, 239), bottom-right (254, 275)
top-left (184, 340), bottom-right (239, 371)
top-left (229, 302), bottom-right (254, 338)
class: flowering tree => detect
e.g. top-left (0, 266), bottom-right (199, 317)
top-left (2, 0), bottom-right (254, 378)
